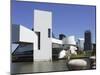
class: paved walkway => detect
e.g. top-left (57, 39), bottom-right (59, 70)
top-left (11, 60), bottom-right (68, 74)
top-left (11, 58), bottom-right (92, 74)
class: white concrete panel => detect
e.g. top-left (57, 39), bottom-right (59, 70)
top-left (12, 25), bottom-right (34, 43)
top-left (19, 25), bottom-right (34, 43)
top-left (12, 24), bottom-right (38, 51)
top-left (52, 38), bottom-right (63, 44)
top-left (34, 10), bottom-right (52, 61)
top-left (19, 25), bottom-right (38, 51)
top-left (33, 32), bottom-right (38, 51)
top-left (34, 10), bottom-right (52, 30)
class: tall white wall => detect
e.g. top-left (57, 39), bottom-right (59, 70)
top-left (34, 10), bottom-right (52, 61)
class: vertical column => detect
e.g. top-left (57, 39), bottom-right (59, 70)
top-left (34, 10), bottom-right (52, 61)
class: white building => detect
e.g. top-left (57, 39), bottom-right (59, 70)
top-left (12, 9), bottom-right (77, 61)
top-left (63, 36), bottom-right (76, 45)
top-left (62, 36), bottom-right (76, 49)
top-left (77, 38), bottom-right (84, 50)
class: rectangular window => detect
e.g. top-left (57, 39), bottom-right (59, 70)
top-left (37, 32), bottom-right (40, 50)
top-left (48, 28), bottom-right (51, 38)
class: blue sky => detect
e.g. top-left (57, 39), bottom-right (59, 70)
top-left (11, 0), bottom-right (96, 43)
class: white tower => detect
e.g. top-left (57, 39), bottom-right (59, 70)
top-left (77, 38), bottom-right (84, 50)
top-left (34, 10), bottom-right (52, 61)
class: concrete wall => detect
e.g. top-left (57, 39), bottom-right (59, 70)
top-left (52, 38), bottom-right (62, 45)
top-left (12, 24), bottom-right (38, 54)
top-left (34, 10), bottom-right (52, 61)
top-left (12, 25), bottom-right (37, 43)
top-left (19, 25), bottom-right (34, 43)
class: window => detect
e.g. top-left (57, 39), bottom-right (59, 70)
top-left (48, 28), bottom-right (51, 38)
top-left (37, 32), bottom-right (40, 50)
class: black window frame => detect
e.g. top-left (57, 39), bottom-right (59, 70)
top-left (37, 32), bottom-right (40, 50)
top-left (48, 28), bottom-right (51, 38)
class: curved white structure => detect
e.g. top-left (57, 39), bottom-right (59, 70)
top-left (69, 46), bottom-right (77, 55)
top-left (63, 35), bottom-right (76, 45)
top-left (68, 59), bottom-right (88, 70)
top-left (58, 50), bottom-right (66, 59)
top-left (68, 59), bottom-right (87, 66)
